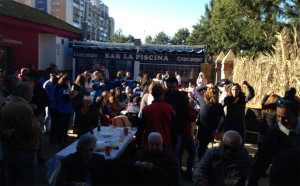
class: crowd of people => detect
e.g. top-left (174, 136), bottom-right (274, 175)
top-left (0, 64), bottom-right (299, 186)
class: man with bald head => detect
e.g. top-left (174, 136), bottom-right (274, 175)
top-left (133, 132), bottom-right (179, 185)
top-left (193, 130), bottom-right (253, 186)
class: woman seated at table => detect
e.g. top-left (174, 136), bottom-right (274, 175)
top-left (56, 134), bottom-right (105, 186)
top-left (109, 87), bottom-right (127, 115)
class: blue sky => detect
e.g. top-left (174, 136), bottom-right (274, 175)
top-left (103, 0), bottom-right (210, 42)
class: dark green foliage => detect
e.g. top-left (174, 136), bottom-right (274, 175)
top-left (110, 29), bottom-right (135, 43)
top-left (171, 28), bottom-right (190, 45)
top-left (187, 0), bottom-right (300, 56)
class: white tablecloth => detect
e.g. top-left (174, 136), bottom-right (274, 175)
top-left (45, 126), bottom-right (136, 183)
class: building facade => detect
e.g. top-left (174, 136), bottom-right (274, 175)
top-left (13, 0), bottom-right (114, 42)
top-left (72, 41), bottom-right (206, 87)
top-left (0, 0), bottom-right (81, 73)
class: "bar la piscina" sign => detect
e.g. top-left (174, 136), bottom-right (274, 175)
top-left (73, 50), bottom-right (205, 64)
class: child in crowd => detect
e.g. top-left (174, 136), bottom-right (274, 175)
top-left (91, 71), bottom-right (105, 101)
top-left (133, 83), bottom-right (143, 97)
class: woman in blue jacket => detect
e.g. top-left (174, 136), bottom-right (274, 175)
top-left (55, 75), bottom-right (78, 147)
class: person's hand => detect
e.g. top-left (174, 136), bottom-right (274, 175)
top-left (242, 80), bottom-right (249, 86)
top-left (267, 90), bottom-right (274, 95)
top-left (134, 161), bottom-right (144, 169)
top-left (142, 162), bottom-right (153, 171)
top-left (206, 83), bottom-right (214, 88)
top-left (100, 82), bottom-right (105, 87)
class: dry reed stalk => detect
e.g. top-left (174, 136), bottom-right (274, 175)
top-left (232, 26), bottom-right (300, 106)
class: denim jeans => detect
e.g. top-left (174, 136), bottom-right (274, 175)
top-left (44, 107), bottom-right (51, 133)
top-left (4, 150), bottom-right (37, 185)
top-left (169, 135), bottom-right (182, 185)
top-left (180, 137), bottom-right (196, 175)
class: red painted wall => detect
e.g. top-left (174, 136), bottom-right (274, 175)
top-left (0, 23), bottom-right (39, 71)
top-left (0, 15), bottom-right (81, 72)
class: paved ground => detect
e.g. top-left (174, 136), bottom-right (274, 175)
top-left (37, 130), bottom-right (268, 186)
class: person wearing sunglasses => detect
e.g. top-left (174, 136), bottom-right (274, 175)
top-left (193, 130), bottom-right (253, 186)
top-left (248, 88), bottom-right (300, 186)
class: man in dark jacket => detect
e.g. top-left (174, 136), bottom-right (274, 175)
top-left (248, 96), bottom-right (300, 186)
top-left (193, 130), bottom-right (253, 186)
top-left (56, 134), bottom-right (105, 185)
top-left (165, 77), bottom-right (190, 138)
top-left (133, 132), bottom-right (179, 185)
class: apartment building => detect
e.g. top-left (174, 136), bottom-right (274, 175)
top-left (109, 17), bottom-right (115, 41)
top-left (13, 0), bottom-right (115, 42)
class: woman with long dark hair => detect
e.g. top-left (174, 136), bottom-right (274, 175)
top-left (72, 75), bottom-right (90, 130)
top-left (195, 83), bottom-right (225, 160)
top-left (109, 87), bottom-right (127, 115)
top-left (222, 81), bottom-right (254, 144)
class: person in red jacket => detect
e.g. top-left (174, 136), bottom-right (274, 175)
top-left (136, 83), bottom-right (177, 148)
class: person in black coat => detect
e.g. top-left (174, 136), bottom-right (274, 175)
top-left (194, 84), bottom-right (225, 160)
top-left (56, 134), bottom-right (105, 185)
top-left (193, 130), bottom-right (253, 186)
top-left (222, 81), bottom-right (254, 144)
top-left (133, 132), bottom-right (179, 185)
top-left (248, 88), bottom-right (300, 186)
top-left (22, 73), bottom-right (49, 124)
top-left (72, 75), bottom-right (90, 129)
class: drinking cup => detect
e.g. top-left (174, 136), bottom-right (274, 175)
top-left (124, 127), bottom-right (129, 136)
top-left (105, 143), bottom-right (111, 157)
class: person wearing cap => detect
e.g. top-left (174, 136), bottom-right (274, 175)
top-left (193, 130), bottom-right (253, 186)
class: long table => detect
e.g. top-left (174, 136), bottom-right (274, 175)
top-left (45, 126), bottom-right (136, 184)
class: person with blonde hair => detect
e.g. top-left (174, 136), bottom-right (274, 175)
top-left (195, 83), bottom-right (225, 160)
top-left (196, 72), bottom-right (208, 87)
top-left (153, 73), bottom-right (163, 84)
top-left (138, 81), bottom-right (161, 117)
top-left (258, 90), bottom-right (281, 145)
top-left (83, 70), bottom-right (92, 113)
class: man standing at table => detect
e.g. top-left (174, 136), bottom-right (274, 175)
top-left (165, 77), bottom-right (190, 175)
top-left (137, 83), bottom-right (177, 148)
top-left (133, 132), bottom-right (179, 185)
top-left (1, 82), bottom-right (42, 185)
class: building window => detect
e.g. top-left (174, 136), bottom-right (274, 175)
top-left (56, 9), bottom-right (59, 12)
top-left (56, 16), bottom-right (59, 18)
top-left (56, 2), bottom-right (60, 6)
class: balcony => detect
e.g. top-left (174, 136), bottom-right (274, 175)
top-left (73, 2), bottom-right (79, 9)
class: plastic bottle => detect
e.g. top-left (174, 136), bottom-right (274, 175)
top-left (97, 116), bottom-right (101, 132)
